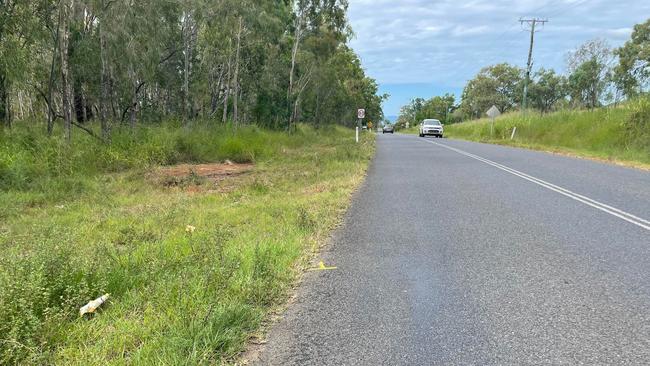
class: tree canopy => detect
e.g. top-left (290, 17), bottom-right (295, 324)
top-left (459, 63), bottom-right (523, 119)
top-left (0, 0), bottom-right (385, 139)
top-left (615, 19), bottom-right (650, 97)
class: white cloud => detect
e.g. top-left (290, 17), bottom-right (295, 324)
top-left (451, 25), bottom-right (491, 37)
top-left (348, 0), bottom-right (650, 87)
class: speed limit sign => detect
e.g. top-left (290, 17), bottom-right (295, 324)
top-left (357, 109), bottom-right (365, 119)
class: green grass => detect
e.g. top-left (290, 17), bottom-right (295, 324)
top-left (444, 99), bottom-right (650, 167)
top-left (0, 122), bottom-right (374, 364)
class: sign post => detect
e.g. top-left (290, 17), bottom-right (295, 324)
top-left (356, 109), bottom-right (365, 143)
top-left (486, 105), bottom-right (501, 137)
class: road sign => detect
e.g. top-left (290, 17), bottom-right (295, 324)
top-left (357, 109), bottom-right (366, 119)
top-left (486, 105), bottom-right (501, 118)
top-left (486, 105), bottom-right (500, 136)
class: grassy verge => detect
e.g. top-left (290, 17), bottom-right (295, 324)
top-left (0, 123), bottom-right (374, 364)
top-left (444, 99), bottom-right (650, 169)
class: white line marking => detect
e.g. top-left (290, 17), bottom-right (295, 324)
top-left (421, 139), bottom-right (650, 232)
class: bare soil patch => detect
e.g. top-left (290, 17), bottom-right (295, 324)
top-left (155, 161), bottom-right (254, 189)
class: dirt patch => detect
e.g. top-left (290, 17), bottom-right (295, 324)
top-left (156, 161), bottom-right (254, 189)
top-left (160, 162), bottom-right (253, 179)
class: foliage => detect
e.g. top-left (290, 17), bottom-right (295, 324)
top-left (528, 68), bottom-right (568, 113)
top-left (0, 0), bottom-right (384, 135)
top-left (459, 63), bottom-right (523, 118)
top-left (614, 19), bottom-right (650, 97)
top-left (566, 39), bottom-right (615, 109)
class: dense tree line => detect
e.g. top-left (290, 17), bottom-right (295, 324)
top-left (396, 94), bottom-right (456, 128)
top-left (396, 18), bottom-right (649, 126)
top-left (0, 0), bottom-right (385, 141)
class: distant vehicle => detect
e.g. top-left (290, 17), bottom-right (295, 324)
top-left (419, 119), bottom-right (444, 138)
top-left (382, 124), bottom-right (394, 134)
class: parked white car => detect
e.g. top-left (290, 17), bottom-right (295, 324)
top-left (419, 119), bottom-right (444, 138)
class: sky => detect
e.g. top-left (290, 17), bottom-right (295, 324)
top-left (346, 0), bottom-right (650, 118)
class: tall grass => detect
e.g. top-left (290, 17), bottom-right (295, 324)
top-left (0, 122), bottom-right (317, 219)
top-left (0, 122), bottom-right (300, 192)
top-left (445, 98), bottom-right (650, 166)
top-left (0, 122), bottom-right (374, 364)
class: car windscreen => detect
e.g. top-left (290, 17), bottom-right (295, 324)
top-left (423, 120), bottom-right (441, 126)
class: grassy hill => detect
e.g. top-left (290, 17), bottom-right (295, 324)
top-left (444, 98), bottom-right (650, 168)
top-left (0, 123), bottom-right (374, 364)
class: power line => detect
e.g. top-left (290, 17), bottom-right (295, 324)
top-left (482, 0), bottom-right (564, 51)
top-left (483, 0), bottom-right (589, 61)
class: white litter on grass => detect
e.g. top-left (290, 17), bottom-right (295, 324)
top-left (79, 294), bottom-right (110, 316)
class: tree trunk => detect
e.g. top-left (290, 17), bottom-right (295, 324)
top-left (99, 7), bottom-right (110, 140)
top-left (0, 74), bottom-right (8, 127)
top-left (232, 16), bottom-right (242, 124)
top-left (287, 11), bottom-right (304, 128)
top-left (0, 75), bottom-right (11, 128)
top-left (81, 86), bottom-right (88, 122)
top-left (130, 85), bottom-right (137, 129)
top-left (182, 10), bottom-right (194, 125)
top-left (17, 90), bottom-right (24, 120)
top-left (314, 88), bottom-right (321, 126)
top-left (46, 37), bottom-right (57, 135)
top-left (210, 64), bottom-right (224, 116)
top-left (110, 68), bottom-right (118, 120)
top-left (59, 0), bottom-right (74, 142)
top-left (289, 66), bottom-right (312, 131)
top-left (222, 39), bottom-right (232, 123)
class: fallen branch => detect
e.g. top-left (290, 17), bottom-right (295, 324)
top-left (72, 121), bottom-right (105, 142)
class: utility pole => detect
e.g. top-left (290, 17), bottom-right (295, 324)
top-left (520, 18), bottom-right (548, 115)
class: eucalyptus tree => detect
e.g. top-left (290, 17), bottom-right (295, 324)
top-left (460, 63), bottom-right (524, 118)
top-left (287, 0), bottom-right (349, 129)
top-left (614, 19), bottom-right (650, 97)
top-left (58, 0), bottom-right (74, 141)
top-left (566, 39), bottom-right (614, 109)
top-left (528, 68), bottom-right (568, 113)
top-left (0, 1), bottom-right (49, 127)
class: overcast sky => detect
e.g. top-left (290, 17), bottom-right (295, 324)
top-left (347, 0), bottom-right (650, 117)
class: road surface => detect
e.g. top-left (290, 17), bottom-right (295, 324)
top-left (253, 134), bottom-right (650, 365)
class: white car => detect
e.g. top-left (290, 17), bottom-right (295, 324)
top-left (419, 119), bottom-right (444, 138)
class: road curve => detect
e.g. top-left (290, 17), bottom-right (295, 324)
top-left (252, 134), bottom-right (650, 365)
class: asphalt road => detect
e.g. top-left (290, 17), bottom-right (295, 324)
top-left (252, 134), bottom-right (650, 365)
